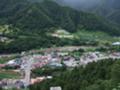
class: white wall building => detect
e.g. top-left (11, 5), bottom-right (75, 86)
top-left (112, 42), bottom-right (120, 46)
top-left (50, 86), bottom-right (62, 90)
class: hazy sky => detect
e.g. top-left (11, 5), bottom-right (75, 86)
top-left (54, 0), bottom-right (102, 10)
top-left (30, 0), bottom-right (106, 10)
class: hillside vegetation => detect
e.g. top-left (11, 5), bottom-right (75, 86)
top-left (0, 0), bottom-right (120, 53)
top-left (91, 0), bottom-right (120, 26)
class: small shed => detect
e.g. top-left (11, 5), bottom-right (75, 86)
top-left (112, 42), bottom-right (120, 46)
top-left (50, 86), bottom-right (62, 90)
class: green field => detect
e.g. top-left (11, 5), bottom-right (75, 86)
top-left (0, 55), bottom-right (17, 64)
top-left (74, 30), bottom-right (118, 41)
top-left (0, 70), bottom-right (20, 79)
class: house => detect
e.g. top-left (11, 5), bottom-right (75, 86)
top-left (15, 81), bottom-right (24, 89)
top-left (63, 59), bottom-right (78, 67)
top-left (6, 60), bottom-right (16, 65)
top-left (112, 42), bottom-right (120, 46)
top-left (57, 52), bottom-right (68, 56)
top-left (31, 77), bottom-right (45, 85)
top-left (46, 76), bottom-right (53, 79)
top-left (0, 64), bottom-right (5, 68)
top-left (0, 79), bottom-right (25, 89)
top-left (48, 63), bottom-right (62, 68)
top-left (50, 86), bottom-right (62, 90)
top-left (6, 59), bottom-right (20, 68)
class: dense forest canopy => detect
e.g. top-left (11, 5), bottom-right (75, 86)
top-left (55, 0), bottom-right (120, 26)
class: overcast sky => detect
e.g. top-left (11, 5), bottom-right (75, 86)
top-left (54, 0), bottom-right (102, 10)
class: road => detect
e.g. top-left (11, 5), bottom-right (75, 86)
top-left (80, 55), bottom-right (120, 66)
top-left (30, 46), bottom-right (97, 53)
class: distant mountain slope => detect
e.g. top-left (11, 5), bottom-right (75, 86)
top-left (55, 0), bottom-right (120, 26)
top-left (93, 0), bottom-right (120, 25)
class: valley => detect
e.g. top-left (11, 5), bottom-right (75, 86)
top-left (1, 44), bottom-right (120, 90)
top-left (0, 0), bottom-right (120, 90)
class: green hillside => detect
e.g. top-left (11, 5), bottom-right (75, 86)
top-left (0, 0), bottom-right (119, 53)
top-left (55, 0), bottom-right (120, 26)
top-left (0, 0), bottom-right (119, 34)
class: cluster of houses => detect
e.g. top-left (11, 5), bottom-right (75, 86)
top-left (1, 50), bottom-right (120, 69)
top-left (1, 50), bottom-right (120, 89)
top-left (0, 79), bottom-right (24, 89)
top-left (0, 54), bottom-right (58, 69)
top-left (1, 51), bottom-right (120, 69)
top-left (80, 52), bottom-right (103, 65)
top-left (0, 51), bottom-right (76, 69)
top-left (0, 76), bottom-right (53, 89)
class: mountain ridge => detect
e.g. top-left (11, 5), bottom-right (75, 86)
top-left (54, 0), bottom-right (120, 25)
top-left (0, 0), bottom-right (119, 35)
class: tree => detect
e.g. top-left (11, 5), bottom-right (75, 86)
top-left (111, 61), bottom-right (120, 86)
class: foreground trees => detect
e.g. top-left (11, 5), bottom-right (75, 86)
top-left (29, 59), bottom-right (120, 90)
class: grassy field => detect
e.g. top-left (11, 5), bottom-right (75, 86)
top-left (73, 30), bottom-right (120, 43)
top-left (0, 55), bottom-right (17, 64)
top-left (0, 58), bottom-right (11, 64)
top-left (0, 70), bottom-right (20, 79)
top-left (50, 29), bottom-right (120, 43)
top-left (49, 29), bottom-right (74, 39)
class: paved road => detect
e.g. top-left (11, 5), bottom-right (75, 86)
top-left (80, 55), bottom-right (120, 66)
top-left (30, 46), bottom-right (97, 53)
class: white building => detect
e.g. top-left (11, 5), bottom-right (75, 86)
top-left (112, 42), bottom-right (120, 46)
top-left (50, 86), bottom-right (62, 90)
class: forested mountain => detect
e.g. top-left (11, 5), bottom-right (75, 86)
top-left (0, 0), bottom-right (119, 53)
top-left (55, 0), bottom-right (120, 25)
top-left (0, 0), bottom-right (119, 34)
top-left (93, 0), bottom-right (120, 26)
